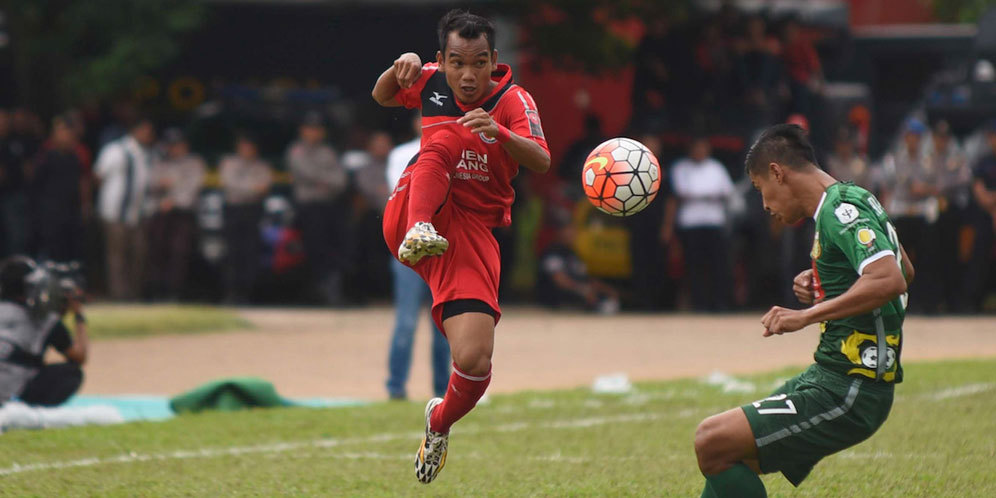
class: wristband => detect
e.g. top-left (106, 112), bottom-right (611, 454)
top-left (74, 312), bottom-right (86, 324)
top-left (495, 124), bottom-right (512, 144)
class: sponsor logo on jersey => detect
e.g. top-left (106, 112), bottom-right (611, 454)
top-left (811, 232), bottom-right (822, 259)
top-left (856, 227), bottom-right (876, 247)
top-left (456, 149), bottom-right (491, 182)
top-left (430, 92), bottom-right (448, 106)
top-left (525, 109), bottom-right (544, 138)
top-left (860, 346), bottom-right (896, 370)
top-left (834, 203), bottom-right (859, 224)
top-left (840, 330), bottom-right (900, 382)
top-left (457, 149), bottom-right (489, 172)
top-left (479, 132), bottom-right (497, 144)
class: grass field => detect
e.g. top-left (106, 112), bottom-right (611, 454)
top-left (1, 359), bottom-right (994, 496)
top-left (78, 304), bottom-right (251, 339)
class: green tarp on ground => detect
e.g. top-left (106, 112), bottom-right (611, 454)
top-left (169, 377), bottom-right (293, 414)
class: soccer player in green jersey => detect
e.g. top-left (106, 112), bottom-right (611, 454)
top-left (693, 124), bottom-right (915, 497)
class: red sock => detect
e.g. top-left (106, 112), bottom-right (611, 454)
top-left (407, 133), bottom-right (457, 227)
top-left (430, 363), bottom-right (491, 434)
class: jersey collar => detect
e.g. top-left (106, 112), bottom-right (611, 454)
top-left (454, 64), bottom-right (514, 112)
top-left (812, 190), bottom-right (828, 221)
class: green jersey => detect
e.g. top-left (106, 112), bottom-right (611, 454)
top-left (810, 182), bottom-right (906, 383)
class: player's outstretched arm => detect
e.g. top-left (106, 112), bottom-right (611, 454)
top-left (762, 256), bottom-right (907, 336)
top-left (372, 52), bottom-right (422, 107)
top-left (458, 108), bottom-right (551, 173)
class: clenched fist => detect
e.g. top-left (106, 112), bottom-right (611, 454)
top-left (458, 108), bottom-right (498, 138)
top-left (793, 268), bottom-right (816, 305)
top-left (394, 53), bottom-right (422, 89)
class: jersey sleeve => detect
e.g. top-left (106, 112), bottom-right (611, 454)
top-left (394, 63), bottom-right (436, 110)
top-left (499, 88), bottom-right (549, 153)
top-left (821, 198), bottom-right (895, 275)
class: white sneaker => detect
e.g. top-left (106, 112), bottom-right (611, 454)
top-left (414, 397), bottom-right (448, 484)
top-left (398, 222), bottom-right (449, 265)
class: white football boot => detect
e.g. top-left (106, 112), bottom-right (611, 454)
top-left (398, 222), bottom-right (449, 265)
top-left (414, 397), bottom-right (448, 484)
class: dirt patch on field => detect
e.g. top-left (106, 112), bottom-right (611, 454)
top-left (80, 307), bottom-right (996, 399)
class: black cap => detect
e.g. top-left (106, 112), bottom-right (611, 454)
top-left (0, 255), bottom-right (37, 301)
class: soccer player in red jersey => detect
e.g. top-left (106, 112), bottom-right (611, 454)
top-left (372, 9), bottom-right (551, 484)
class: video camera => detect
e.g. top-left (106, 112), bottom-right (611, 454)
top-left (25, 261), bottom-right (85, 318)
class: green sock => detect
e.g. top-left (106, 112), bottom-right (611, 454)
top-left (702, 463), bottom-right (767, 498)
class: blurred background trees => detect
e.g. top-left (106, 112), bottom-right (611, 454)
top-left (4, 0), bottom-right (205, 115)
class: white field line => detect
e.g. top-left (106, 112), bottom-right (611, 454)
top-left (926, 383), bottom-right (996, 401)
top-left (11, 381), bottom-right (983, 478)
top-left (0, 410), bottom-right (699, 478)
top-left (838, 451), bottom-right (947, 460)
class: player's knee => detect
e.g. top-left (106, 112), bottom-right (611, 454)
top-left (694, 416), bottom-right (725, 475)
top-left (452, 348), bottom-right (491, 377)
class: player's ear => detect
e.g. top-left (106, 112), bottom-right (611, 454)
top-left (436, 51), bottom-right (444, 68)
top-left (490, 50), bottom-right (499, 70)
top-left (769, 162), bottom-right (785, 184)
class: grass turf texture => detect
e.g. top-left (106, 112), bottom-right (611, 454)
top-left (73, 304), bottom-right (251, 339)
top-left (1, 359), bottom-right (994, 496)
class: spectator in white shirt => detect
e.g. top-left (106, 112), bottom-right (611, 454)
top-left (663, 137), bottom-right (735, 311)
top-left (94, 117), bottom-right (155, 300)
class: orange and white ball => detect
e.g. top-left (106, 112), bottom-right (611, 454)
top-left (581, 137), bottom-right (661, 216)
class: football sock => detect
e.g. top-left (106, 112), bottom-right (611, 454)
top-left (701, 463), bottom-right (767, 498)
top-left (429, 363), bottom-right (491, 434)
top-left (407, 135), bottom-right (456, 226)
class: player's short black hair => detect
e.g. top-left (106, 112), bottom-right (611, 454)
top-left (438, 9), bottom-right (496, 54)
top-left (0, 256), bottom-right (35, 302)
top-left (744, 124), bottom-right (819, 176)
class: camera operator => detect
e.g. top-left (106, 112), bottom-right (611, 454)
top-left (0, 257), bottom-right (89, 406)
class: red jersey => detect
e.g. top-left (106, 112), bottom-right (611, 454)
top-left (394, 63), bottom-right (548, 227)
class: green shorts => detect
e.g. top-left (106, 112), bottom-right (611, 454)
top-left (741, 364), bottom-right (894, 486)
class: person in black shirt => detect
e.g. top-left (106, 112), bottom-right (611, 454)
top-left (30, 116), bottom-right (85, 263)
top-left (537, 220), bottom-right (620, 312)
top-left (0, 256), bottom-right (89, 406)
top-left (0, 109), bottom-right (28, 257)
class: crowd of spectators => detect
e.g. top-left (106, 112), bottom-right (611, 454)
top-left (601, 116), bottom-right (996, 315)
top-left (0, 7), bottom-right (993, 314)
top-left (0, 105), bottom-right (402, 306)
top-left (546, 6), bottom-right (996, 314)
top-left (1, 102), bottom-right (993, 314)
